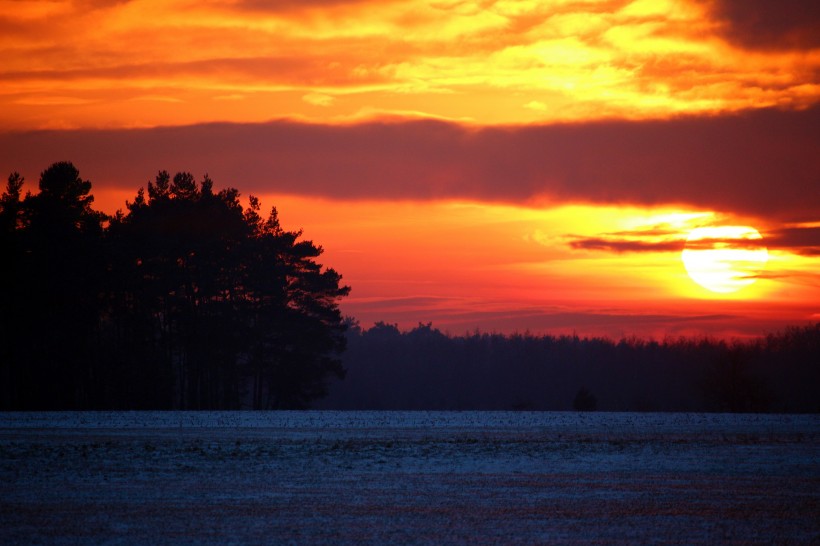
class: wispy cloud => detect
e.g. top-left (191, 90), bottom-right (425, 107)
top-left (344, 294), bottom-right (811, 339)
top-left (303, 93), bottom-right (336, 107)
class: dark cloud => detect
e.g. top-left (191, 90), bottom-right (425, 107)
top-left (767, 226), bottom-right (820, 256)
top-left (568, 238), bottom-right (685, 253)
top-left (1, 105), bottom-right (818, 219)
top-left (706, 0), bottom-right (820, 50)
top-left (569, 225), bottom-right (820, 255)
top-left (683, 238), bottom-right (767, 251)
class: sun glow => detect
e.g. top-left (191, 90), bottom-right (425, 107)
top-left (682, 226), bottom-right (768, 294)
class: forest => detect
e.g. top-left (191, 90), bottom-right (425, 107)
top-left (319, 321), bottom-right (819, 413)
top-left (1, 162), bottom-right (818, 412)
top-left (0, 162), bottom-right (349, 409)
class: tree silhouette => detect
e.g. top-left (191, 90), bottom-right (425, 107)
top-left (1, 162), bottom-right (349, 409)
top-left (0, 163), bottom-right (106, 408)
top-left (0, 172), bottom-right (23, 234)
top-left (103, 170), bottom-right (350, 408)
top-left (573, 387), bottom-right (598, 411)
top-left (0, 173), bottom-right (26, 406)
top-left (701, 345), bottom-right (771, 413)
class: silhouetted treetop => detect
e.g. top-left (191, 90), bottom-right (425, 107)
top-left (147, 170), bottom-right (171, 202)
top-left (24, 162), bottom-right (108, 237)
top-left (39, 161), bottom-right (92, 205)
top-left (171, 171), bottom-right (198, 201)
top-left (0, 172), bottom-right (24, 233)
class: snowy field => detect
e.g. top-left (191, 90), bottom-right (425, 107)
top-left (1, 411), bottom-right (818, 544)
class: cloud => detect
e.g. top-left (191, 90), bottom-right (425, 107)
top-left (568, 224), bottom-right (820, 256)
top-left (12, 96), bottom-right (95, 106)
top-left (767, 225), bottom-right (820, 256)
top-left (566, 224), bottom-right (691, 254)
top-left (303, 93), bottom-right (336, 107)
top-left (705, 0), bottom-right (820, 50)
top-left (568, 238), bottom-right (685, 254)
top-left (0, 57), bottom-right (383, 88)
top-left (1, 105), bottom-right (818, 219)
top-left (227, 0), bottom-right (381, 12)
top-left (682, 238), bottom-right (767, 252)
top-left (3, 0), bottom-right (819, 129)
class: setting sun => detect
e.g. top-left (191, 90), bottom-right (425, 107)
top-left (682, 226), bottom-right (768, 294)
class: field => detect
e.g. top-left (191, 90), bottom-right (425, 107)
top-left (1, 412), bottom-right (818, 544)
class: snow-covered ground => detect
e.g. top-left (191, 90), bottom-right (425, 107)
top-left (1, 412), bottom-right (818, 544)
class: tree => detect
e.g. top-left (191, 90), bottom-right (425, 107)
top-left (0, 173), bottom-right (26, 406)
top-left (701, 345), bottom-right (771, 413)
top-left (240, 204), bottom-right (349, 408)
top-left (0, 172), bottom-right (24, 234)
top-left (573, 387), bottom-right (598, 411)
top-left (105, 171), bottom-right (349, 409)
top-left (0, 162), bottom-right (107, 408)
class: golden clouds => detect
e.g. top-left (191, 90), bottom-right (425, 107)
top-left (1, 0), bottom-right (819, 128)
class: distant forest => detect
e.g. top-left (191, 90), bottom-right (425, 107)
top-left (1, 162), bottom-right (818, 412)
top-left (319, 321), bottom-right (819, 413)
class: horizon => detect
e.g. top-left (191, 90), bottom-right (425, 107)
top-left (2, 0), bottom-right (819, 339)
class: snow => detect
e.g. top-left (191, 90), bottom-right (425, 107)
top-left (1, 412), bottom-right (818, 544)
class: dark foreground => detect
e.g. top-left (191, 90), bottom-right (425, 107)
top-left (1, 412), bottom-right (818, 544)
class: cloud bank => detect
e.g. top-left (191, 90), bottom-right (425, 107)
top-left (1, 105), bottom-right (818, 220)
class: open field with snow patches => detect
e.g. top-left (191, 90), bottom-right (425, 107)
top-left (1, 412), bottom-right (818, 544)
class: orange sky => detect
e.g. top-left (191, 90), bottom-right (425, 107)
top-left (1, 0), bottom-right (819, 337)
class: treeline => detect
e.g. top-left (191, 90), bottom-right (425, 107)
top-left (315, 321), bottom-right (820, 413)
top-left (0, 162), bottom-right (349, 410)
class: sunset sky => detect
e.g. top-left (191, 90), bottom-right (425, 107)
top-left (1, 0), bottom-right (819, 338)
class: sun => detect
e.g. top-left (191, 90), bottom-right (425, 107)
top-left (681, 226), bottom-right (768, 294)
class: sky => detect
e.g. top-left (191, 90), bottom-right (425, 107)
top-left (1, 0), bottom-right (819, 338)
